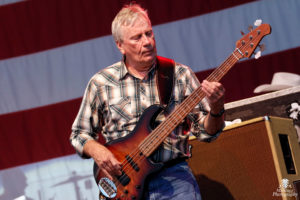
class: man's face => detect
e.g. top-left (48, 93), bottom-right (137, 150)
top-left (117, 17), bottom-right (156, 68)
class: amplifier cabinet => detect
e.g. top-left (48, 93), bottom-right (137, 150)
top-left (188, 116), bottom-right (300, 200)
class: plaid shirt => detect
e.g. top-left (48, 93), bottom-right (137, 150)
top-left (70, 59), bottom-right (221, 162)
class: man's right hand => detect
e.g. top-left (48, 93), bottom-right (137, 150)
top-left (83, 140), bottom-right (122, 180)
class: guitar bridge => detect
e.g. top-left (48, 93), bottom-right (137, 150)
top-left (98, 177), bottom-right (117, 199)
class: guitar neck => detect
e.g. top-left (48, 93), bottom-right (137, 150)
top-left (139, 52), bottom-right (241, 156)
top-left (138, 22), bottom-right (272, 156)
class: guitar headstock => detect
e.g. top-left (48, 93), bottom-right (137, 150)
top-left (235, 23), bottom-right (271, 59)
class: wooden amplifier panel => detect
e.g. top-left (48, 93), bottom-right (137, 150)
top-left (188, 116), bottom-right (300, 200)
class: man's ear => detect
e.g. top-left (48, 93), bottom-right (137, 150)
top-left (116, 41), bottom-right (125, 55)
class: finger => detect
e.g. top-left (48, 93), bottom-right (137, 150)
top-left (202, 81), bottom-right (218, 94)
top-left (103, 160), bottom-right (115, 174)
top-left (208, 83), bottom-right (224, 97)
top-left (101, 167), bottom-right (113, 180)
top-left (219, 85), bottom-right (225, 92)
top-left (104, 159), bottom-right (122, 176)
top-left (202, 85), bottom-right (218, 99)
top-left (201, 83), bottom-right (213, 96)
top-left (111, 160), bottom-right (122, 176)
top-left (98, 161), bottom-right (114, 180)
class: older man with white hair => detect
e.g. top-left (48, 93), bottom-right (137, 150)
top-left (70, 3), bottom-right (225, 200)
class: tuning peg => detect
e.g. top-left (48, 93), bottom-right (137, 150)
top-left (254, 19), bottom-right (262, 26)
top-left (259, 44), bottom-right (265, 52)
top-left (248, 25), bottom-right (253, 32)
top-left (240, 31), bottom-right (245, 35)
top-left (254, 50), bottom-right (261, 59)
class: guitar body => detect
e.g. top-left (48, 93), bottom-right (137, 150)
top-left (93, 104), bottom-right (164, 200)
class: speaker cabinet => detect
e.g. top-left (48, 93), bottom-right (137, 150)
top-left (188, 116), bottom-right (300, 200)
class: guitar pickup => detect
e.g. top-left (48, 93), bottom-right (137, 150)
top-left (126, 155), bottom-right (140, 172)
top-left (116, 170), bottom-right (131, 186)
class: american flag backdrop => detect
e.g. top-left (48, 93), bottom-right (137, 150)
top-left (0, 0), bottom-right (300, 199)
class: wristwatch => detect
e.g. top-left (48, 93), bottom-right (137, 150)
top-left (210, 107), bottom-right (225, 118)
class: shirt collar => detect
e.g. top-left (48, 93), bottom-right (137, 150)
top-left (119, 57), bottom-right (157, 81)
top-left (119, 59), bottom-right (129, 80)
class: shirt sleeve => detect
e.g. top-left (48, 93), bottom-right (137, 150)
top-left (70, 77), bottom-right (102, 158)
top-left (179, 64), bottom-right (224, 142)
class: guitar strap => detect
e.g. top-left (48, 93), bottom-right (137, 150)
top-left (156, 56), bottom-right (175, 107)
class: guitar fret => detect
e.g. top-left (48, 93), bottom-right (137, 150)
top-left (140, 55), bottom-right (239, 156)
top-left (232, 51), bottom-right (239, 60)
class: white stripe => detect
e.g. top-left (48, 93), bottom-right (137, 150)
top-left (154, 0), bottom-right (300, 70)
top-left (0, 36), bottom-right (121, 114)
top-left (0, 154), bottom-right (98, 199)
top-left (0, 0), bottom-right (299, 115)
top-left (0, 0), bottom-right (25, 6)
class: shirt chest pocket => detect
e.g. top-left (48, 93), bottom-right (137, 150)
top-left (108, 96), bottom-right (132, 122)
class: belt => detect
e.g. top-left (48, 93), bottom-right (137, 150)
top-left (163, 157), bottom-right (187, 168)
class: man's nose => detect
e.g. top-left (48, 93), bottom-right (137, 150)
top-left (141, 34), bottom-right (151, 45)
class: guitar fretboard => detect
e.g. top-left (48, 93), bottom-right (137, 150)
top-left (137, 23), bottom-right (271, 157)
top-left (138, 52), bottom-right (240, 156)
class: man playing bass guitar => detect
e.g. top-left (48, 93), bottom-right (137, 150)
top-left (70, 3), bottom-right (225, 200)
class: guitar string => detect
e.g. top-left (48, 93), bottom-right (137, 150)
top-left (113, 52), bottom-right (239, 189)
top-left (129, 50), bottom-right (237, 155)
top-left (109, 28), bottom-right (263, 190)
top-left (135, 34), bottom-right (259, 161)
top-left (117, 49), bottom-right (239, 183)
top-left (114, 57), bottom-right (238, 191)
top-left (112, 52), bottom-right (237, 190)
top-left (138, 52), bottom-right (238, 155)
top-left (114, 41), bottom-right (247, 189)
top-left (138, 28), bottom-right (264, 156)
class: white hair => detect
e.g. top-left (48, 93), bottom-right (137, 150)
top-left (111, 4), bottom-right (151, 43)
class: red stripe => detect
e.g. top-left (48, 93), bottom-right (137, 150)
top-left (1, 46), bottom-right (300, 169)
top-left (0, 0), bottom-right (256, 60)
top-left (0, 98), bottom-right (81, 169)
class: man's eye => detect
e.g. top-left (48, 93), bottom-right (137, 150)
top-left (133, 35), bottom-right (142, 40)
top-left (146, 31), bottom-right (153, 37)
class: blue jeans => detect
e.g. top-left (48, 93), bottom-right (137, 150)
top-left (143, 161), bottom-right (202, 200)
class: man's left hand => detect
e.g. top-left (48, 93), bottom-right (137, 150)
top-left (201, 80), bottom-right (225, 113)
